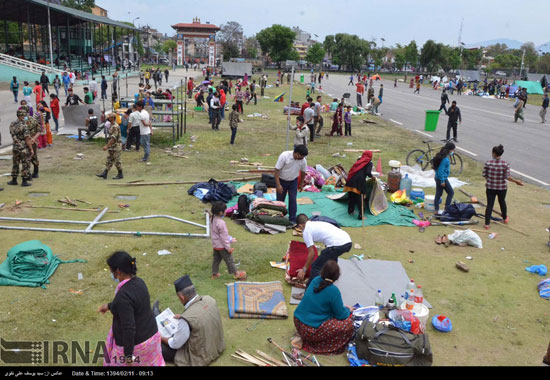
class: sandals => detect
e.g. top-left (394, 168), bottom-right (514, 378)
top-left (456, 261), bottom-right (470, 272)
top-left (211, 273), bottom-right (221, 280)
top-left (290, 334), bottom-right (303, 350)
top-left (234, 271), bottom-right (247, 281)
top-left (484, 225), bottom-right (490, 230)
top-left (435, 234), bottom-right (449, 245)
top-left (435, 235), bottom-right (443, 244)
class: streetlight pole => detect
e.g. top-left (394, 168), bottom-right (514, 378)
top-left (47, 0), bottom-right (54, 72)
top-left (520, 48), bottom-right (526, 79)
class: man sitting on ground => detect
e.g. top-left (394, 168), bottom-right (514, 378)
top-left (153, 275), bottom-right (225, 366)
top-left (78, 109), bottom-right (98, 141)
top-left (295, 214), bottom-right (352, 298)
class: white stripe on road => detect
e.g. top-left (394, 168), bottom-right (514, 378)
top-left (414, 130), bottom-right (433, 138)
top-left (455, 147), bottom-right (478, 157)
top-left (510, 169), bottom-right (550, 187)
top-left (390, 119), bottom-right (403, 125)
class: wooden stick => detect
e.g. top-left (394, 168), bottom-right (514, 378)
top-left (75, 199), bottom-right (92, 205)
top-left (494, 221), bottom-right (529, 237)
top-left (25, 206), bottom-right (120, 213)
top-left (231, 354), bottom-right (257, 366)
top-left (109, 176), bottom-right (262, 187)
top-left (343, 149), bottom-right (382, 153)
top-left (255, 350), bottom-right (287, 367)
top-left (459, 188), bottom-right (503, 217)
top-left (235, 350), bottom-right (269, 366)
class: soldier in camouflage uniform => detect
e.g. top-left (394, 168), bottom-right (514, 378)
top-left (96, 114), bottom-right (124, 180)
top-left (8, 110), bottom-right (34, 187)
top-left (27, 108), bottom-right (41, 179)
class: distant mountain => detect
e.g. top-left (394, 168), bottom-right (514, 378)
top-left (464, 38), bottom-right (525, 50)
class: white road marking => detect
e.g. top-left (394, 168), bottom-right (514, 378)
top-left (390, 119), bottom-right (403, 125)
top-left (414, 130), bottom-right (433, 138)
top-left (455, 147), bottom-right (478, 157)
top-left (510, 169), bottom-right (550, 187)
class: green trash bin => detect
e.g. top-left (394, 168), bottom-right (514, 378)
top-left (300, 74), bottom-right (304, 83)
top-left (425, 110), bottom-right (441, 132)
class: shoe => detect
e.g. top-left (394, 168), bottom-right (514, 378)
top-left (234, 271), bottom-right (247, 281)
top-left (435, 235), bottom-right (443, 244)
top-left (113, 170), bottom-right (124, 180)
top-left (32, 166), bottom-right (39, 179)
top-left (293, 292), bottom-right (305, 301)
top-left (437, 210), bottom-right (444, 215)
top-left (211, 273), bottom-right (221, 279)
top-left (152, 300), bottom-right (160, 317)
top-left (0, 187), bottom-right (3, 191)
top-left (7, 177), bottom-right (18, 186)
top-left (504, 217), bottom-right (509, 224)
top-left (456, 261), bottom-right (470, 272)
top-left (96, 170), bottom-right (108, 179)
top-left (21, 178), bottom-right (31, 187)
top-left (484, 225), bottom-right (490, 230)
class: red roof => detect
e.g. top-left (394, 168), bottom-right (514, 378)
top-left (171, 23), bottom-right (220, 31)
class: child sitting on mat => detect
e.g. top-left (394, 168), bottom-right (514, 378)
top-left (210, 201), bottom-right (246, 280)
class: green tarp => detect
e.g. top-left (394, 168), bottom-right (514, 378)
top-left (0, 240), bottom-right (86, 288)
top-left (228, 184), bottom-right (417, 228)
top-left (515, 80), bottom-right (544, 95)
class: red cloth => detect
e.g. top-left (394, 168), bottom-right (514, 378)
top-left (286, 241), bottom-right (318, 278)
top-left (300, 102), bottom-right (310, 116)
top-left (355, 83), bottom-right (364, 95)
top-left (219, 89), bottom-right (226, 106)
top-left (50, 99), bottom-right (60, 118)
top-left (347, 151), bottom-right (373, 181)
top-left (187, 80), bottom-right (194, 91)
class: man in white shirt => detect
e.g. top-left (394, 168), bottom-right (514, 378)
top-left (126, 104), bottom-right (142, 151)
top-left (295, 214), bottom-right (353, 290)
top-left (210, 92), bottom-right (221, 130)
top-left (274, 145), bottom-right (308, 224)
top-left (313, 95), bottom-right (323, 136)
top-left (137, 100), bottom-right (152, 162)
top-left (89, 77), bottom-right (98, 100)
top-left (303, 102), bottom-right (315, 143)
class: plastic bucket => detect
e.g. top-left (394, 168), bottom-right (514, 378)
top-left (410, 188), bottom-right (425, 201)
top-left (425, 110), bottom-right (441, 132)
top-left (412, 303), bottom-right (429, 330)
top-left (425, 195), bottom-right (435, 211)
top-left (300, 74), bottom-right (304, 83)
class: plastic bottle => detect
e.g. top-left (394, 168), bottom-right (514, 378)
top-left (399, 294), bottom-right (406, 309)
top-left (391, 293), bottom-right (397, 306)
top-left (375, 290), bottom-right (385, 309)
top-left (406, 289), bottom-right (415, 311)
top-left (386, 297), bottom-right (396, 310)
top-left (414, 285), bottom-right (424, 304)
top-left (400, 174), bottom-right (412, 198)
top-left (405, 279), bottom-right (416, 300)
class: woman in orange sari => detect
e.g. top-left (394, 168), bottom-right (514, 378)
top-left (38, 101), bottom-right (53, 147)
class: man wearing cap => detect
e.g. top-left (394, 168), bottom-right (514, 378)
top-left (153, 275), bottom-right (225, 366)
top-left (96, 114), bottom-right (123, 180)
top-left (7, 110), bottom-right (34, 187)
top-left (65, 88), bottom-right (84, 106)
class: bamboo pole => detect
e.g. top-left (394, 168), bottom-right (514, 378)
top-left (108, 176), bottom-right (261, 187)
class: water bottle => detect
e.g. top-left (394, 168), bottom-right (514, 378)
top-left (386, 297), bottom-right (396, 310)
top-left (391, 293), bottom-right (397, 306)
top-left (375, 290), bottom-right (385, 309)
top-left (405, 279), bottom-right (416, 300)
top-left (400, 174), bottom-right (412, 198)
top-left (399, 294), bottom-right (406, 309)
top-left (406, 289), bottom-right (415, 311)
top-left (414, 285), bottom-right (424, 304)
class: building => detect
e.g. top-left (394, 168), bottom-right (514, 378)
top-left (292, 27), bottom-right (313, 47)
top-left (293, 43), bottom-right (308, 61)
top-left (91, 5), bottom-right (108, 17)
top-left (171, 17), bottom-right (220, 66)
top-left (140, 26), bottom-right (164, 59)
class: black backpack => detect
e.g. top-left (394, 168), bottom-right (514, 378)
top-left (253, 182), bottom-right (268, 194)
top-left (261, 174), bottom-right (277, 188)
top-left (88, 116), bottom-right (98, 132)
top-left (439, 202), bottom-right (477, 222)
top-left (235, 194), bottom-right (250, 219)
top-left (355, 321), bottom-right (433, 366)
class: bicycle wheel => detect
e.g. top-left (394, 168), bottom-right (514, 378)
top-left (406, 150), bottom-right (429, 171)
top-left (450, 153), bottom-right (463, 176)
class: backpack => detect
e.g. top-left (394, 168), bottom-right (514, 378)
top-left (310, 215), bottom-right (341, 228)
top-left (260, 174), bottom-right (277, 188)
top-left (88, 116), bottom-right (98, 132)
top-left (439, 202), bottom-right (477, 222)
top-left (253, 182), bottom-right (268, 194)
top-left (235, 194), bottom-right (250, 219)
top-left (355, 321), bottom-right (433, 366)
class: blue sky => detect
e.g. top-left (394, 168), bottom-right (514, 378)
top-left (96, 0), bottom-right (550, 48)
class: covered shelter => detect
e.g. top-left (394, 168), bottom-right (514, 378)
top-left (0, 0), bottom-right (140, 76)
top-left (457, 70), bottom-right (481, 82)
top-left (515, 80), bottom-right (545, 95)
top-left (221, 62), bottom-right (252, 79)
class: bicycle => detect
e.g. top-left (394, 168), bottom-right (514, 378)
top-left (406, 139), bottom-right (464, 175)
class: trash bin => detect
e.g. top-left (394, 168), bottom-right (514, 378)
top-left (300, 74), bottom-right (304, 83)
top-left (425, 110), bottom-right (441, 132)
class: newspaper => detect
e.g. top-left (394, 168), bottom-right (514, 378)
top-left (155, 308), bottom-right (179, 338)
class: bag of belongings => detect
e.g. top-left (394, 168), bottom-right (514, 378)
top-left (247, 199), bottom-right (292, 227)
top-left (438, 202), bottom-right (477, 222)
top-left (355, 321), bottom-right (433, 366)
top-left (187, 179), bottom-right (237, 203)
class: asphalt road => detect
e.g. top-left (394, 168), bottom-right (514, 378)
top-left (318, 74), bottom-right (550, 188)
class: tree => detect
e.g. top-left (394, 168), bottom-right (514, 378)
top-left (535, 54), bottom-right (550, 75)
top-left (440, 45), bottom-right (461, 72)
top-left (323, 35), bottom-right (336, 58)
top-left (326, 33), bottom-right (370, 71)
top-left (305, 43), bottom-right (326, 67)
top-left (404, 40), bottom-right (419, 69)
top-left (218, 21), bottom-right (243, 60)
top-left (242, 37), bottom-right (259, 59)
top-left (162, 40), bottom-right (177, 55)
top-left (520, 42), bottom-right (538, 71)
top-left (61, 0), bottom-right (95, 12)
top-left (461, 48), bottom-right (483, 70)
top-left (393, 44), bottom-right (407, 71)
top-left (420, 40), bottom-right (443, 72)
top-left (256, 25), bottom-right (296, 67)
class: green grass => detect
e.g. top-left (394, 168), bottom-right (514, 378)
top-left (0, 77), bottom-right (549, 366)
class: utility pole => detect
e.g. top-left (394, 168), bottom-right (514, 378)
top-left (520, 48), bottom-right (526, 80)
top-left (47, 0), bottom-right (54, 72)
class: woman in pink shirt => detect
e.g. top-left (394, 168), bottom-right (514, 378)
top-left (210, 201), bottom-right (246, 280)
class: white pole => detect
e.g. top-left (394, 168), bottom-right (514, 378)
top-left (520, 49), bottom-right (525, 79)
top-left (285, 65), bottom-right (295, 151)
top-left (47, 0), bottom-right (54, 73)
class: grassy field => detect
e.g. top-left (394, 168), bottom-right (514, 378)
top-left (0, 76), bottom-right (549, 366)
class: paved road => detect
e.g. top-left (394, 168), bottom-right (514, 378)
top-left (318, 73), bottom-right (550, 188)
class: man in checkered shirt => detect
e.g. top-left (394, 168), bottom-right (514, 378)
top-left (482, 145), bottom-right (524, 229)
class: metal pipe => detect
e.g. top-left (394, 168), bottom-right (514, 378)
top-left (85, 207), bottom-right (109, 232)
top-left (95, 215), bottom-right (207, 229)
top-left (0, 226), bottom-right (209, 238)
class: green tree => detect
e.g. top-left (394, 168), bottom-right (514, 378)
top-left (420, 40), bottom-right (443, 72)
top-left (162, 40), bottom-right (177, 55)
top-left (243, 37), bottom-right (259, 59)
top-left (393, 44), bottom-right (407, 71)
top-left (461, 48), bottom-right (483, 70)
top-left (535, 54), bottom-right (550, 74)
top-left (305, 42), bottom-right (326, 67)
top-left (256, 25), bottom-right (296, 67)
top-left (323, 35), bottom-right (336, 57)
top-left (404, 40), bottom-right (419, 68)
top-left (218, 21), bottom-right (243, 60)
top-left (61, 0), bottom-right (95, 12)
top-left (440, 45), bottom-right (461, 72)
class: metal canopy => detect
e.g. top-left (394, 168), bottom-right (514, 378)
top-left (0, 0), bottom-right (138, 30)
